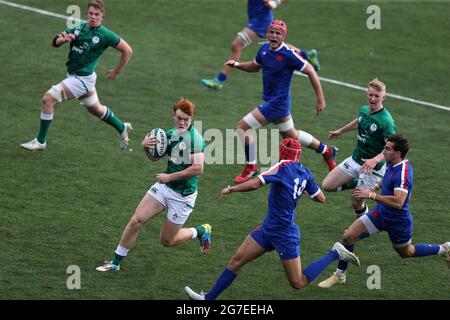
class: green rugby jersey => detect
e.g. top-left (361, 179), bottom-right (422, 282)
top-left (352, 106), bottom-right (396, 170)
top-left (64, 23), bottom-right (121, 76)
top-left (165, 125), bottom-right (206, 196)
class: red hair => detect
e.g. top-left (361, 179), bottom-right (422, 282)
top-left (173, 98), bottom-right (195, 117)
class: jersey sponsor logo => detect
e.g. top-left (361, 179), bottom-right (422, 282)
top-left (80, 42), bottom-right (89, 50)
top-left (74, 30), bottom-right (80, 36)
top-left (370, 124), bottom-right (377, 131)
top-left (71, 46), bottom-right (84, 54)
top-left (358, 116), bottom-right (362, 122)
top-left (357, 134), bottom-right (367, 143)
top-left (92, 36), bottom-right (100, 44)
top-left (179, 142), bottom-right (187, 151)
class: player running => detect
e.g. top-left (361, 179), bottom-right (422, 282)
top-left (96, 98), bottom-right (211, 272)
top-left (319, 134), bottom-right (450, 288)
top-left (185, 138), bottom-right (360, 300)
top-left (21, 0), bottom-right (133, 151)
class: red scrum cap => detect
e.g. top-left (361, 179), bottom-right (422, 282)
top-left (268, 20), bottom-right (287, 39)
top-left (280, 138), bottom-right (302, 161)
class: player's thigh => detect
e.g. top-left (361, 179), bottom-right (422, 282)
top-left (242, 27), bottom-right (259, 40)
top-left (133, 193), bottom-right (165, 224)
top-left (343, 217), bottom-right (370, 244)
top-left (238, 107), bottom-right (269, 130)
top-left (228, 235), bottom-right (266, 271)
top-left (273, 115), bottom-right (296, 138)
top-left (322, 165), bottom-right (355, 191)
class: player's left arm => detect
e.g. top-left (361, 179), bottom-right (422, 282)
top-left (105, 38), bottom-right (133, 80)
top-left (352, 188), bottom-right (407, 209)
top-left (302, 63), bottom-right (326, 115)
top-left (219, 178), bottom-right (263, 200)
top-left (156, 153), bottom-right (204, 184)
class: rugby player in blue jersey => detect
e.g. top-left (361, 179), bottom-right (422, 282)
top-left (224, 20), bottom-right (336, 183)
top-left (319, 134), bottom-right (450, 288)
top-left (184, 138), bottom-right (360, 300)
top-left (201, 0), bottom-right (320, 91)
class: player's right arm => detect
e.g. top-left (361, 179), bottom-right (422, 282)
top-left (328, 118), bottom-right (358, 140)
top-left (51, 31), bottom-right (76, 48)
top-left (225, 60), bottom-right (261, 73)
top-left (219, 178), bottom-right (263, 200)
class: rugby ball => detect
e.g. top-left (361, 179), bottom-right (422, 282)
top-left (148, 128), bottom-right (168, 158)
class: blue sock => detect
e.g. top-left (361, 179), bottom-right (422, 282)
top-left (303, 250), bottom-right (339, 283)
top-left (216, 72), bottom-right (227, 83)
top-left (337, 245), bottom-right (355, 271)
top-left (413, 244), bottom-right (440, 257)
top-left (244, 141), bottom-right (256, 163)
top-left (315, 141), bottom-right (326, 154)
top-left (205, 268), bottom-right (237, 300)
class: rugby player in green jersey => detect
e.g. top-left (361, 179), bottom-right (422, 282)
top-left (319, 78), bottom-right (397, 288)
top-left (21, 0), bottom-right (133, 151)
top-left (96, 98), bottom-right (212, 272)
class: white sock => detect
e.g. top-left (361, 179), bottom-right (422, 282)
top-left (115, 245), bottom-right (129, 257)
top-left (335, 269), bottom-right (346, 278)
top-left (191, 228), bottom-right (198, 239)
top-left (438, 245), bottom-right (447, 255)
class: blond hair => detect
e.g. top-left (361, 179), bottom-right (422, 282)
top-left (369, 78), bottom-right (386, 92)
top-left (88, 0), bottom-right (105, 15)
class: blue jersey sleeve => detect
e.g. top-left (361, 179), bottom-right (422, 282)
top-left (393, 161), bottom-right (413, 193)
top-left (287, 49), bottom-right (307, 72)
top-left (305, 172), bottom-right (320, 198)
top-left (254, 46), bottom-right (264, 65)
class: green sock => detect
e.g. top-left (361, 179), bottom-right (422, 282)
top-left (340, 179), bottom-right (358, 191)
top-left (112, 254), bottom-right (124, 266)
top-left (102, 107), bottom-right (125, 135)
top-left (195, 225), bottom-right (206, 238)
top-left (37, 119), bottom-right (52, 144)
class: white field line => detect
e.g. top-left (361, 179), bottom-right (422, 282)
top-left (294, 71), bottom-right (450, 112)
top-left (1, 0), bottom-right (448, 112)
top-left (0, 0), bottom-right (86, 23)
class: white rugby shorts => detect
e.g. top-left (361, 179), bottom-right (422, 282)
top-left (62, 72), bottom-right (97, 99)
top-left (147, 182), bottom-right (197, 225)
top-left (338, 156), bottom-right (386, 189)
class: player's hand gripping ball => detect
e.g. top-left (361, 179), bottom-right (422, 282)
top-left (148, 128), bottom-right (168, 158)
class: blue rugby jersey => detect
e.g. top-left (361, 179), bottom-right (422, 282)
top-left (255, 43), bottom-right (307, 107)
top-left (258, 160), bottom-right (320, 233)
top-left (374, 160), bottom-right (414, 223)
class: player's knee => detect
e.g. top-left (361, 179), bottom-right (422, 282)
top-left (160, 237), bottom-right (174, 247)
top-left (42, 93), bottom-right (57, 109)
top-left (396, 246), bottom-right (414, 258)
top-left (231, 40), bottom-right (243, 55)
top-left (342, 231), bottom-right (355, 245)
top-left (227, 255), bottom-right (244, 272)
top-left (288, 278), bottom-right (307, 290)
top-left (129, 216), bottom-right (144, 231)
top-left (321, 179), bottom-right (334, 192)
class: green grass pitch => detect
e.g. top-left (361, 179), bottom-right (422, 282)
top-left (1, 0), bottom-right (449, 299)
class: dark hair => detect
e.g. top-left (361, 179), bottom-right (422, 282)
top-left (387, 134), bottom-right (409, 158)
